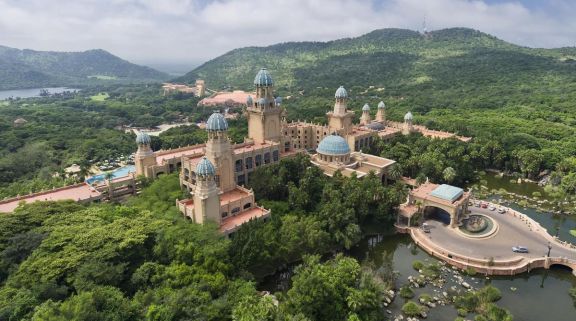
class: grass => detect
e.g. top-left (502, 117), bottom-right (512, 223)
top-left (570, 229), bottom-right (576, 237)
top-left (90, 92), bottom-right (110, 101)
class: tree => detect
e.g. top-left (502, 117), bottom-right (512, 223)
top-left (387, 163), bottom-right (403, 181)
top-left (442, 167), bottom-right (457, 183)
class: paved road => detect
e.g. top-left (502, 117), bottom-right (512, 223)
top-left (422, 207), bottom-right (576, 262)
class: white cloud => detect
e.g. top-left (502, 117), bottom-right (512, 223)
top-left (0, 0), bottom-right (574, 69)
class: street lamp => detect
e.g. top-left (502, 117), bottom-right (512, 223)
top-left (546, 242), bottom-right (552, 257)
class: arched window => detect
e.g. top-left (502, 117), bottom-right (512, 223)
top-left (272, 150), bottom-right (279, 162)
top-left (245, 157), bottom-right (253, 169)
top-left (255, 155), bottom-right (262, 167)
top-left (264, 152), bottom-right (271, 164)
top-left (184, 168), bottom-right (190, 180)
top-left (243, 203), bottom-right (252, 209)
top-left (235, 159), bottom-right (243, 172)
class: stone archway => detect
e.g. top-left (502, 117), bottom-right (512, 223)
top-left (424, 206), bottom-right (452, 225)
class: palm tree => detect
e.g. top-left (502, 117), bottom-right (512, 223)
top-left (442, 167), bottom-right (456, 183)
top-left (387, 163), bottom-right (403, 181)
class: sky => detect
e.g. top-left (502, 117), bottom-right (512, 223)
top-left (0, 0), bottom-right (575, 72)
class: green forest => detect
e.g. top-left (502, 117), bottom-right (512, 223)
top-left (0, 45), bottom-right (168, 90)
top-left (0, 156), bottom-right (517, 321)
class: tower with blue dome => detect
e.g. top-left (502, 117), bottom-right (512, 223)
top-left (376, 101), bottom-right (386, 123)
top-left (360, 103), bottom-right (371, 125)
top-left (403, 111), bottom-right (414, 135)
top-left (204, 111), bottom-right (236, 192)
top-left (327, 86), bottom-right (355, 135)
top-left (247, 68), bottom-right (285, 146)
top-left (193, 157), bottom-right (221, 225)
top-left (135, 132), bottom-right (155, 177)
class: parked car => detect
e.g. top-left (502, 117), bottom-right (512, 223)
top-left (497, 208), bottom-right (505, 214)
top-left (512, 246), bottom-right (529, 253)
top-left (481, 203), bottom-right (488, 208)
top-left (422, 223), bottom-right (431, 233)
top-left (489, 205), bottom-right (496, 211)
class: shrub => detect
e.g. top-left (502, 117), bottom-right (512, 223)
top-left (457, 308), bottom-right (468, 317)
top-left (399, 285), bottom-right (415, 299)
top-left (419, 293), bottom-right (432, 303)
top-left (464, 267), bottom-right (477, 276)
top-left (412, 260), bottom-right (424, 271)
top-left (401, 301), bottom-right (423, 317)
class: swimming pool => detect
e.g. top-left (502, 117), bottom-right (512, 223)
top-left (85, 165), bottom-right (135, 185)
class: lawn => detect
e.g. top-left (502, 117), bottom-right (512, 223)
top-left (90, 92), bottom-right (110, 101)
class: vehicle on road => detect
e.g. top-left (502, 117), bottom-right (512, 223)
top-left (422, 223), bottom-right (431, 233)
top-left (497, 208), bottom-right (505, 214)
top-left (481, 203), bottom-right (488, 208)
top-left (489, 205), bottom-right (496, 211)
top-left (512, 246), bottom-right (529, 253)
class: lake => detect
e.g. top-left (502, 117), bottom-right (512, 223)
top-left (0, 87), bottom-right (78, 100)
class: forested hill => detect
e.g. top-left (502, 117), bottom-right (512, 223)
top-left (0, 46), bottom-right (169, 90)
top-left (177, 27), bottom-right (576, 96)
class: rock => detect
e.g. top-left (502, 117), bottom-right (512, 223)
top-left (427, 302), bottom-right (436, 308)
top-left (461, 282), bottom-right (471, 289)
top-left (443, 291), bottom-right (448, 297)
top-left (387, 310), bottom-right (392, 314)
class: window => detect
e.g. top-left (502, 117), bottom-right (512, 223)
top-left (235, 159), bottom-right (243, 172)
top-left (273, 150), bottom-right (279, 162)
top-left (255, 155), bottom-right (262, 167)
top-left (184, 168), bottom-right (190, 180)
top-left (221, 211), bottom-right (228, 218)
top-left (264, 152), bottom-right (271, 164)
top-left (243, 203), bottom-right (252, 209)
top-left (245, 157), bottom-right (253, 169)
top-left (237, 174), bottom-right (245, 186)
top-left (215, 175), bottom-right (220, 187)
top-left (191, 172), bottom-right (196, 185)
top-left (232, 207), bottom-right (241, 214)
top-left (284, 142), bottom-right (290, 151)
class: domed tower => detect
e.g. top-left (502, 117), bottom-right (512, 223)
top-left (402, 111), bottom-right (414, 135)
top-left (327, 86), bottom-right (354, 134)
top-left (192, 157), bottom-right (222, 225)
top-left (360, 103), bottom-right (371, 125)
top-left (135, 132), bottom-right (155, 177)
top-left (247, 68), bottom-right (283, 144)
top-left (376, 101), bottom-right (386, 123)
top-left (204, 112), bottom-right (235, 192)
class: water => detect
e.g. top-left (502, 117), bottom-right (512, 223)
top-left (0, 87), bottom-right (78, 100)
top-left (85, 165), bottom-right (135, 185)
top-left (479, 172), bottom-right (548, 198)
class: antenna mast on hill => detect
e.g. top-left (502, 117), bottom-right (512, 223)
top-left (422, 15), bottom-right (428, 34)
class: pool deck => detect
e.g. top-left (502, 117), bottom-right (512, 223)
top-left (0, 183), bottom-right (103, 213)
top-left (402, 203), bottom-right (576, 276)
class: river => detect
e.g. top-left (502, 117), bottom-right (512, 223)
top-left (0, 87), bottom-right (78, 100)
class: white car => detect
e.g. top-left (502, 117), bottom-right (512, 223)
top-left (488, 205), bottom-right (496, 211)
top-left (512, 246), bottom-right (529, 253)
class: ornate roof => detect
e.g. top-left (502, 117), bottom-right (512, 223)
top-left (254, 68), bottom-right (274, 86)
top-left (404, 111), bottom-right (413, 121)
top-left (317, 134), bottom-right (351, 156)
top-left (258, 97), bottom-right (267, 106)
top-left (378, 101), bottom-right (386, 109)
top-left (275, 96), bottom-right (282, 104)
top-left (206, 112), bottom-right (228, 131)
top-left (136, 132), bottom-right (151, 145)
top-left (362, 103), bottom-right (370, 111)
top-left (335, 86), bottom-right (348, 99)
top-left (246, 95), bottom-right (253, 105)
top-left (430, 184), bottom-right (464, 202)
top-left (196, 157), bottom-right (216, 177)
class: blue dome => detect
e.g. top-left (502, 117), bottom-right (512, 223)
top-left (196, 157), bottom-right (216, 177)
top-left (254, 68), bottom-right (273, 86)
top-left (258, 98), bottom-right (267, 106)
top-left (335, 86), bottom-right (348, 99)
top-left (246, 95), bottom-right (253, 105)
top-left (362, 103), bottom-right (370, 111)
top-left (317, 134), bottom-right (350, 155)
top-left (136, 132), bottom-right (151, 145)
top-left (378, 101), bottom-right (386, 109)
top-left (404, 111), bottom-right (413, 121)
top-left (206, 112), bottom-right (228, 131)
top-left (275, 96), bottom-right (282, 104)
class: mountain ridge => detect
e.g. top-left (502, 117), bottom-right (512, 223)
top-left (0, 45), bottom-right (169, 90)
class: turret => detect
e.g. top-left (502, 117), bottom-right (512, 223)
top-left (247, 68), bottom-right (283, 144)
top-left (333, 86), bottom-right (348, 115)
top-left (402, 111), bottom-right (414, 135)
top-left (135, 132), bottom-right (155, 177)
top-left (204, 112), bottom-right (235, 192)
top-left (327, 86), bottom-right (354, 134)
top-left (376, 101), bottom-right (386, 123)
top-left (193, 157), bottom-right (221, 225)
top-left (360, 103), bottom-right (371, 125)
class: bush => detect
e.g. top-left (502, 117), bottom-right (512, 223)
top-left (419, 293), bottom-right (432, 303)
top-left (464, 267), bottom-right (477, 276)
top-left (399, 285), bottom-right (415, 299)
top-left (457, 308), bottom-right (468, 317)
top-left (401, 301), bottom-right (423, 317)
top-left (412, 260), bottom-right (424, 271)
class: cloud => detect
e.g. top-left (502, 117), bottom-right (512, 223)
top-left (0, 0), bottom-right (574, 69)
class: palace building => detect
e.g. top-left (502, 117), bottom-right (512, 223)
top-left (132, 68), bottom-right (470, 234)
